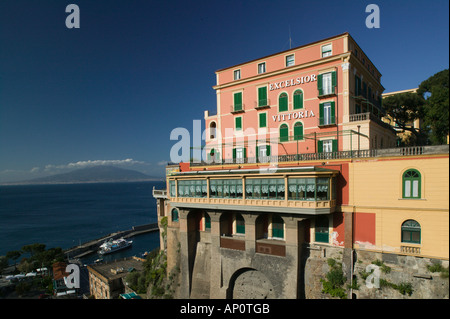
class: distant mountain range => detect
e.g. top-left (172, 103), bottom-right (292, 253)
top-left (2, 166), bottom-right (162, 185)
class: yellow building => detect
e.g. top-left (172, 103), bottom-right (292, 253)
top-left (347, 145), bottom-right (449, 259)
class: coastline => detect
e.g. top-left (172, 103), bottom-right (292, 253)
top-left (0, 179), bottom-right (164, 187)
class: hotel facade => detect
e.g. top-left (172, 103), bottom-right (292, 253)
top-left (154, 33), bottom-right (449, 299)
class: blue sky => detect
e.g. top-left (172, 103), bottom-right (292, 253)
top-left (0, 0), bottom-right (448, 182)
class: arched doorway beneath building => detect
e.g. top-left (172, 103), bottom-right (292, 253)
top-left (227, 268), bottom-right (275, 299)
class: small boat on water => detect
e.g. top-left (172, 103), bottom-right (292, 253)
top-left (98, 238), bottom-right (133, 255)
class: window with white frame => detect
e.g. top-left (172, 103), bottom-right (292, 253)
top-left (286, 54), bottom-right (295, 67)
top-left (321, 44), bottom-right (332, 57)
top-left (322, 73), bottom-right (332, 95)
top-left (234, 69), bottom-right (241, 80)
top-left (258, 62), bottom-right (266, 74)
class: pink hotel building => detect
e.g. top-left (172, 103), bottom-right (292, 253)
top-left (203, 32), bottom-right (395, 163)
top-left (153, 32), bottom-right (449, 299)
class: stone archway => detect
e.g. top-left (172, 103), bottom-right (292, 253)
top-left (228, 268), bottom-right (275, 299)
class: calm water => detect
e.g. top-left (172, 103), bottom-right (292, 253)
top-left (0, 181), bottom-right (165, 261)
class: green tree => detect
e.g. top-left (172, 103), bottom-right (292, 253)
top-left (6, 250), bottom-right (22, 271)
top-left (0, 256), bottom-right (8, 273)
top-left (382, 92), bottom-right (426, 145)
top-left (22, 243), bottom-right (46, 257)
top-left (417, 69), bottom-right (449, 145)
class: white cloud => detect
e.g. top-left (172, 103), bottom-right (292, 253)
top-left (43, 158), bottom-right (149, 172)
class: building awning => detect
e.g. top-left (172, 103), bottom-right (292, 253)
top-left (120, 292), bottom-right (142, 299)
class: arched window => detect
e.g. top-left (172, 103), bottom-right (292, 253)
top-left (402, 169), bottom-right (421, 199)
top-left (235, 214), bottom-right (245, 235)
top-left (271, 215), bottom-right (284, 239)
top-left (279, 93), bottom-right (288, 112)
top-left (401, 220), bottom-right (421, 244)
top-left (293, 122), bottom-right (303, 140)
top-left (293, 90), bottom-right (303, 109)
top-left (315, 215), bottom-right (329, 243)
top-left (209, 121), bottom-right (216, 139)
top-left (279, 124), bottom-right (289, 142)
top-left (204, 213), bottom-right (211, 230)
top-left (171, 208), bottom-right (179, 222)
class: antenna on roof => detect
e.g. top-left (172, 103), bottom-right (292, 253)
top-left (289, 26), bottom-right (292, 49)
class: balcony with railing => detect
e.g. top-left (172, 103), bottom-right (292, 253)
top-left (190, 145), bottom-right (449, 167)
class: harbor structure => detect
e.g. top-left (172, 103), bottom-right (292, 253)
top-left (153, 33), bottom-right (449, 299)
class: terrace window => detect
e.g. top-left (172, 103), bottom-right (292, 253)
top-left (288, 177), bottom-right (332, 201)
top-left (245, 178), bottom-right (285, 200)
top-left (210, 179), bottom-right (243, 199)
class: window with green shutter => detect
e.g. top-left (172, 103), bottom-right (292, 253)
top-left (279, 93), bottom-right (288, 112)
top-left (234, 92), bottom-right (243, 111)
top-left (318, 74), bottom-right (323, 96)
top-left (315, 215), bottom-right (329, 243)
top-left (259, 112), bottom-right (267, 128)
top-left (258, 86), bottom-right (268, 107)
top-left (205, 214), bottom-right (211, 230)
top-left (279, 124), bottom-right (289, 142)
top-left (293, 122), bottom-right (303, 140)
top-left (235, 116), bottom-right (242, 130)
top-left (318, 71), bottom-right (336, 96)
top-left (401, 220), bottom-right (421, 244)
top-left (402, 169), bottom-right (421, 199)
top-left (256, 144), bottom-right (271, 161)
top-left (235, 214), bottom-right (245, 234)
top-left (319, 102), bottom-right (335, 125)
top-left (293, 89), bottom-right (303, 109)
top-left (355, 75), bottom-right (361, 96)
top-left (271, 215), bottom-right (284, 239)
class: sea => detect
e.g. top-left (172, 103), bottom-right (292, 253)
top-left (0, 181), bottom-right (165, 264)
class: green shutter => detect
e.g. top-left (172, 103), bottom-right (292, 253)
top-left (258, 87), bottom-right (267, 106)
top-left (280, 124), bottom-right (289, 142)
top-left (243, 147), bottom-right (247, 159)
top-left (332, 139), bottom-right (338, 152)
top-left (355, 75), bottom-right (360, 96)
top-left (259, 112), bottom-right (266, 128)
top-left (235, 117), bottom-right (242, 130)
top-left (318, 74), bottom-right (323, 96)
top-left (267, 144), bottom-right (271, 156)
top-left (279, 93), bottom-right (288, 112)
top-left (256, 145), bottom-right (260, 161)
top-left (331, 101), bottom-right (335, 124)
top-left (331, 71), bottom-right (337, 94)
top-left (318, 140), bottom-right (323, 153)
top-left (294, 123), bottom-right (303, 140)
top-left (232, 148), bottom-right (236, 159)
top-left (319, 103), bottom-right (324, 125)
top-left (234, 92), bottom-right (242, 111)
top-left (293, 90), bottom-right (303, 109)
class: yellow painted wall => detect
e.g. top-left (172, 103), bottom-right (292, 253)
top-left (349, 155), bottom-right (449, 259)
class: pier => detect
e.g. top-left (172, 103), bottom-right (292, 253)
top-left (64, 223), bottom-right (159, 259)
